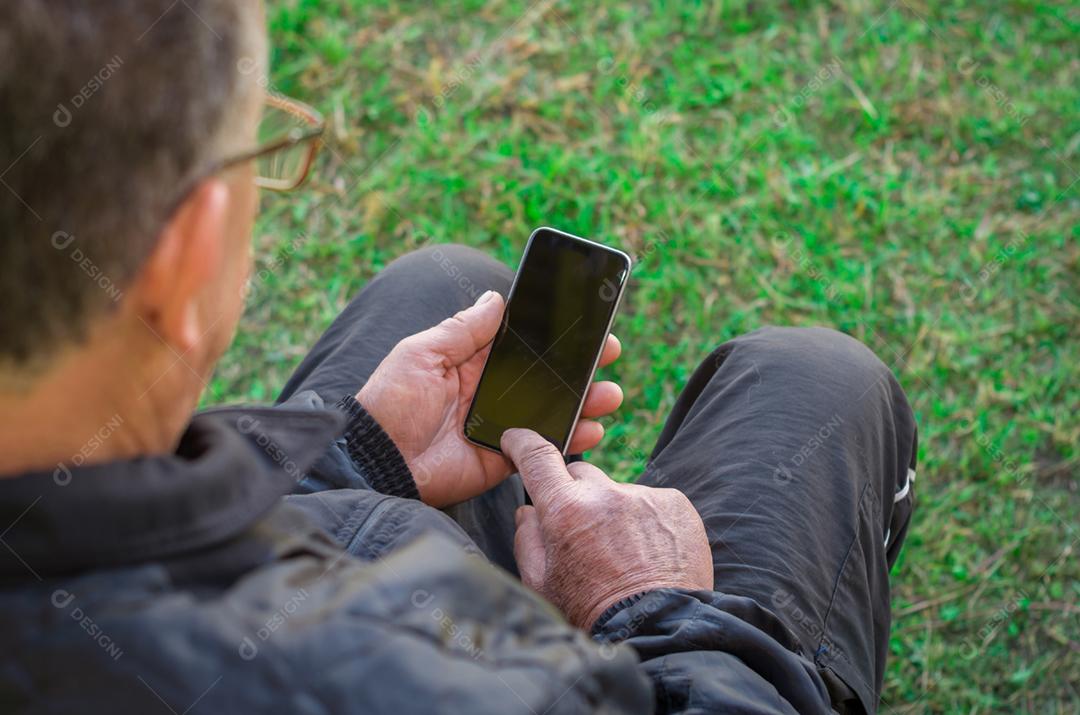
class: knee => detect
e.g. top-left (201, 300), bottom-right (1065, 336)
top-left (714, 326), bottom-right (917, 501)
top-left (731, 326), bottom-right (894, 397)
top-left (382, 244), bottom-right (513, 302)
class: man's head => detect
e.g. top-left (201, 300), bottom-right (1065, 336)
top-left (0, 0), bottom-right (266, 382)
top-left (0, 1), bottom-right (268, 465)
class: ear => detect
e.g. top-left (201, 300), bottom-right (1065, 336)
top-left (132, 179), bottom-right (230, 354)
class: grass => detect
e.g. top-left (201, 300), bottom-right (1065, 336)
top-left (208, 1), bottom-right (1079, 711)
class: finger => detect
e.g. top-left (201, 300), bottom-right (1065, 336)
top-left (411, 290), bottom-right (504, 366)
top-left (580, 381), bottom-right (623, 418)
top-left (566, 461), bottom-right (612, 484)
top-left (500, 428), bottom-right (574, 516)
top-left (597, 334), bottom-right (621, 368)
top-left (513, 506), bottom-right (546, 591)
top-left (567, 420), bottom-right (604, 454)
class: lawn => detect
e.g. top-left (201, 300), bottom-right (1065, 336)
top-left (208, 1), bottom-right (1079, 711)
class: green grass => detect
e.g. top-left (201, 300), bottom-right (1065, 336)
top-left (208, 1), bottom-right (1079, 711)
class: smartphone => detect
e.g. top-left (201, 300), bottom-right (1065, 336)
top-left (464, 227), bottom-right (631, 455)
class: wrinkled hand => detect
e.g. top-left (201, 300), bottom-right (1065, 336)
top-left (357, 291), bottom-right (623, 508)
top-left (501, 428), bottom-right (714, 630)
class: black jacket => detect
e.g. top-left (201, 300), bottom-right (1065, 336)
top-left (0, 392), bottom-right (834, 713)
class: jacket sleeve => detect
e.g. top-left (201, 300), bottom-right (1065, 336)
top-left (220, 532), bottom-right (654, 714)
top-left (276, 389), bottom-right (420, 500)
top-left (591, 589), bottom-right (837, 714)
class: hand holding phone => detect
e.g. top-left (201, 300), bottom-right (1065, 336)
top-left (355, 230), bottom-right (627, 507)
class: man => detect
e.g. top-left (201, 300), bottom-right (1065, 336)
top-left (0, 2), bottom-right (917, 713)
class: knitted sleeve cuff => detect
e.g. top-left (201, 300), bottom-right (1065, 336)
top-left (335, 395), bottom-right (420, 500)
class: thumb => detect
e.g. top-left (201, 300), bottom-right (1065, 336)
top-left (513, 505), bottom-right (546, 592)
top-left (416, 290), bottom-right (504, 365)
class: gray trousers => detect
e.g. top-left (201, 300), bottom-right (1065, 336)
top-left (278, 244), bottom-right (918, 714)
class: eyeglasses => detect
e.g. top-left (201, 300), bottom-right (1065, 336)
top-left (215, 92), bottom-right (325, 192)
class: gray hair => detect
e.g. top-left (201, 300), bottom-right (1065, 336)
top-left (0, 0), bottom-right (264, 376)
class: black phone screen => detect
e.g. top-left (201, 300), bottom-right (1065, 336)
top-left (465, 229), bottom-right (630, 453)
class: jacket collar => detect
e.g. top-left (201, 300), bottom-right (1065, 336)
top-left (0, 405), bottom-right (344, 584)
